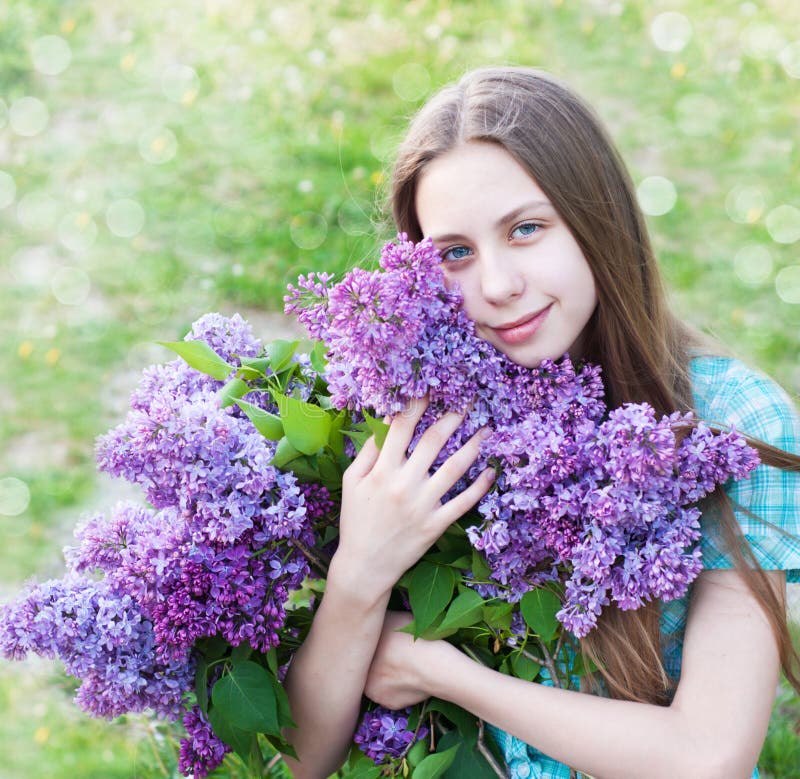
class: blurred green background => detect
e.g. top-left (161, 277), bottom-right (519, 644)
top-left (1, 0), bottom-right (799, 776)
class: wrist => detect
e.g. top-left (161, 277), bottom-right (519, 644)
top-left (325, 552), bottom-right (393, 612)
top-left (419, 641), bottom-right (473, 700)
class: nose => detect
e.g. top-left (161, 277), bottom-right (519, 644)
top-left (479, 247), bottom-right (525, 304)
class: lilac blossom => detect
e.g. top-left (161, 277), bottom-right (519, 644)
top-left (288, 234), bottom-right (760, 640)
top-left (179, 706), bottom-right (230, 778)
top-left (354, 706), bottom-right (429, 764)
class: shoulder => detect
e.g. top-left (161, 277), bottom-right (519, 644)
top-left (689, 354), bottom-right (800, 451)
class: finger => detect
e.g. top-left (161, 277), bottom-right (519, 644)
top-left (345, 434), bottom-right (380, 480)
top-left (433, 467), bottom-right (496, 529)
top-left (380, 395), bottom-right (429, 464)
top-left (405, 408), bottom-right (469, 477)
top-left (425, 426), bottom-right (491, 498)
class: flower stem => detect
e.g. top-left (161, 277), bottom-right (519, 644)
top-left (477, 720), bottom-right (509, 778)
top-left (288, 538), bottom-right (330, 576)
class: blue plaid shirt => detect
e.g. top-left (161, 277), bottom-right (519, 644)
top-left (488, 356), bottom-right (800, 778)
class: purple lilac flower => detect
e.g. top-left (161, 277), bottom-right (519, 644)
top-left (288, 234), bottom-right (761, 639)
top-left (179, 705), bottom-right (230, 778)
top-left (354, 706), bottom-right (429, 764)
top-left (0, 576), bottom-right (192, 720)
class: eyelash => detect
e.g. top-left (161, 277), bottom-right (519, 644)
top-left (440, 222), bottom-right (543, 263)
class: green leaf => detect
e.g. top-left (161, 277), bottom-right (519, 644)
top-left (436, 730), bottom-right (498, 779)
top-left (310, 340), bottom-right (328, 373)
top-left (271, 436), bottom-right (302, 468)
top-left (481, 601), bottom-right (514, 631)
top-left (158, 340), bottom-right (234, 380)
top-left (231, 641), bottom-right (253, 665)
top-left (424, 549), bottom-right (471, 568)
top-left (267, 339), bottom-right (300, 372)
top-left (194, 657), bottom-right (209, 714)
top-left (413, 744), bottom-right (460, 779)
top-left (211, 660), bottom-right (279, 735)
top-left (271, 390), bottom-right (332, 455)
top-left (511, 651), bottom-right (541, 681)
top-left (426, 699), bottom-right (479, 745)
top-left (235, 399), bottom-right (284, 440)
top-left (219, 377), bottom-right (250, 408)
top-left (208, 706), bottom-right (256, 764)
top-left (362, 410), bottom-right (389, 449)
top-left (407, 736), bottom-right (429, 767)
top-left (197, 634), bottom-right (229, 661)
top-left (328, 411), bottom-right (347, 458)
top-left (470, 549), bottom-right (491, 581)
top-left (520, 588), bottom-right (562, 643)
top-left (342, 756), bottom-right (383, 779)
top-left (408, 562), bottom-right (456, 636)
top-left (238, 356), bottom-right (272, 375)
top-left (438, 589), bottom-right (485, 632)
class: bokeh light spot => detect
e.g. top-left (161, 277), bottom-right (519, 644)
top-left (778, 41), bottom-right (800, 78)
top-left (765, 205), bottom-right (800, 244)
top-left (733, 244), bottom-right (773, 286)
top-left (742, 23), bottom-right (785, 60)
top-left (58, 211), bottom-right (98, 252)
top-left (138, 127), bottom-right (178, 164)
top-left (725, 185), bottom-right (766, 224)
top-left (161, 64), bottom-right (200, 104)
top-left (392, 63), bottom-right (431, 102)
top-left (675, 94), bottom-right (721, 136)
top-left (18, 341), bottom-right (34, 359)
top-left (17, 192), bottom-right (59, 231)
top-left (650, 12), bottom-right (692, 52)
top-left (106, 198), bottom-right (145, 237)
top-left (45, 348), bottom-right (60, 365)
top-left (637, 176), bottom-right (677, 216)
top-left (52, 266), bottom-right (91, 305)
top-left (31, 35), bottom-right (72, 75)
top-left (9, 96), bottom-right (49, 137)
top-left (9, 246), bottom-right (58, 285)
top-left (775, 265), bottom-right (800, 304)
top-left (0, 477), bottom-right (31, 516)
top-left (0, 170), bottom-right (16, 209)
top-left (289, 211), bottom-right (328, 250)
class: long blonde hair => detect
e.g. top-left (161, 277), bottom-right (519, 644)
top-left (390, 65), bottom-right (800, 703)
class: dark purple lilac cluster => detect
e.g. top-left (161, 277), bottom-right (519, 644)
top-left (179, 705), bottom-right (231, 778)
top-left (89, 314), bottom-right (315, 660)
top-left (286, 235), bottom-right (760, 641)
top-left (353, 706), bottom-right (429, 764)
top-left (0, 313), bottom-right (332, 777)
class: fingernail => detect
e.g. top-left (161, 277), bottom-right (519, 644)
top-left (479, 427), bottom-right (493, 439)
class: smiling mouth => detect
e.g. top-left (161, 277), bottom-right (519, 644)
top-left (490, 304), bottom-right (552, 345)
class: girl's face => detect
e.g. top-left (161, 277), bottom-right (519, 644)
top-left (415, 141), bottom-right (598, 368)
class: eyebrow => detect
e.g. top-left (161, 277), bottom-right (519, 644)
top-left (428, 199), bottom-right (555, 243)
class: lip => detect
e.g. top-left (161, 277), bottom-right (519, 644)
top-left (490, 304), bottom-right (552, 345)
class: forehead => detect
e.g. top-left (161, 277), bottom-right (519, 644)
top-left (415, 141), bottom-right (551, 233)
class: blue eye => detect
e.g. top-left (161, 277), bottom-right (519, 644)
top-left (441, 245), bottom-right (472, 262)
top-left (511, 222), bottom-right (541, 238)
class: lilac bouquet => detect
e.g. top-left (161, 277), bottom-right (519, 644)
top-left (0, 233), bottom-right (759, 779)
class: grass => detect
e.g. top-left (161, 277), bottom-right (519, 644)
top-left (1, 0), bottom-right (799, 775)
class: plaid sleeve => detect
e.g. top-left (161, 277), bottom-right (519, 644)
top-left (690, 357), bottom-right (800, 583)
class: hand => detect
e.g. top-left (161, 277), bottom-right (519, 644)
top-left (364, 611), bottom-right (458, 709)
top-left (333, 396), bottom-right (494, 596)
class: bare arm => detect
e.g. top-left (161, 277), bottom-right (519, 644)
top-left (365, 569), bottom-right (784, 779)
top-left (282, 398), bottom-right (494, 777)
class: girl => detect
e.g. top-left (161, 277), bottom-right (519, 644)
top-left (283, 66), bottom-right (800, 779)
